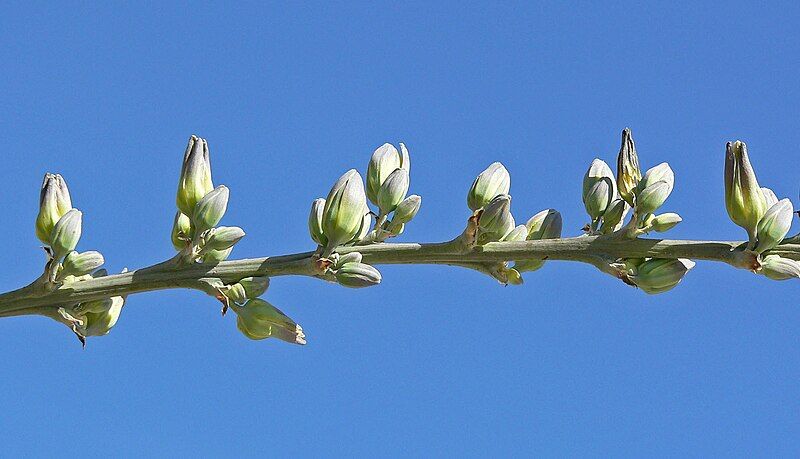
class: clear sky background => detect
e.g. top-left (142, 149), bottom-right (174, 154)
top-left (1, 2), bottom-right (799, 456)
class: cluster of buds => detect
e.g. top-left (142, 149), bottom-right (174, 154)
top-left (172, 135), bottom-right (245, 263)
top-left (583, 129), bottom-right (681, 236)
top-left (724, 141), bottom-right (798, 279)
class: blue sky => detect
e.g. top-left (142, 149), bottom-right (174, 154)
top-left (1, 1), bottom-right (799, 456)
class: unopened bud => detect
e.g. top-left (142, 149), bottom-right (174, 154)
top-left (600, 199), bottom-right (630, 233)
top-left (754, 199), bottom-right (794, 254)
top-left (386, 221), bottom-right (404, 236)
top-left (762, 187), bottom-right (779, 208)
top-left (171, 211), bottom-right (192, 251)
top-left (582, 159), bottom-right (615, 219)
top-left (525, 209), bottom-right (562, 240)
top-left (392, 195), bottom-right (421, 224)
top-left (725, 141), bottom-right (767, 241)
top-left (73, 298), bottom-right (113, 315)
top-left (322, 170), bottom-right (368, 249)
top-left (352, 212), bottom-right (372, 244)
top-left (376, 168), bottom-right (410, 214)
top-left (335, 251), bottom-right (363, 268)
top-left (227, 276), bottom-right (270, 302)
top-left (193, 185), bottom-right (229, 233)
top-left (37, 173), bottom-right (73, 244)
top-left (232, 299), bottom-right (306, 344)
top-left (201, 247), bottom-right (232, 263)
top-left (50, 209), bottom-right (82, 258)
top-left (616, 128), bottom-right (641, 206)
top-left (335, 262), bottom-right (382, 288)
top-left (177, 135), bottom-right (213, 216)
top-left (367, 143), bottom-right (408, 205)
top-left (637, 162), bottom-right (675, 195)
top-left (478, 194), bottom-right (515, 241)
top-left (204, 226), bottom-right (245, 251)
top-left (759, 255), bottom-right (800, 280)
top-left (80, 296), bottom-right (124, 337)
top-left (503, 225), bottom-right (528, 242)
top-left (632, 258), bottom-right (695, 294)
top-left (61, 250), bottom-right (104, 277)
top-left (649, 213), bottom-right (682, 232)
top-left (467, 162), bottom-right (511, 211)
top-left (308, 198), bottom-right (327, 246)
top-left (636, 181), bottom-right (671, 215)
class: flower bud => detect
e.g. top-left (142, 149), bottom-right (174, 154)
top-left (762, 187), bottom-right (779, 208)
top-left (649, 213), bottom-right (682, 232)
top-left (525, 209), bottom-right (563, 240)
top-left (192, 185), bottom-right (229, 233)
top-left (636, 181), bottom-right (671, 215)
top-left (637, 162), bottom-right (675, 194)
top-left (616, 128), bottom-right (641, 206)
top-left (225, 283), bottom-right (248, 303)
top-left (754, 198), bottom-right (794, 254)
top-left (399, 143), bottom-right (411, 172)
top-left (467, 162), bottom-right (510, 211)
top-left (599, 199), bottom-right (630, 233)
top-left (503, 225), bottom-right (528, 242)
top-left (725, 141), bottom-right (767, 241)
top-left (232, 299), bottom-right (306, 344)
top-left (582, 159), bottom-right (615, 219)
top-left (335, 262), bottom-right (382, 288)
top-left (224, 276), bottom-right (269, 303)
top-left (80, 296), bottom-right (124, 337)
top-left (36, 173), bottom-right (72, 244)
top-left (376, 168), bottom-right (410, 215)
top-left (513, 259), bottom-right (545, 273)
top-left (392, 195), bottom-right (421, 224)
top-left (335, 251), bottom-right (363, 268)
top-left (759, 255), bottom-right (800, 280)
top-left (176, 135), bottom-right (213, 216)
top-left (73, 298), bottom-right (113, 315)
top-left (367, 143), bottom-right (408, 205)
top-left (386, 221), bottom-right (404, 236)
top-left (61, 250), bottom-right (105, 277)
top-left (322, 170), bottom-right (368, 249)
top-left (204, 226), bottom-right (245, 251)
top-left (308, 198), bottom-right (327, 246)
top-left (351, 212), bottom-right (372, 244)
top-left (50, 209), bottom-right (82, 258)
top-left (478, 194), bottom-right (515, 241)
top-left (171, 211), bottom-right (192, 251)
top-left (632, 258), bottom-right (695, 294)
top-left (201, 247), bottom-right (232, 263)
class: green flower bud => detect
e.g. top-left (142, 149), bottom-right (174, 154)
top-left (392, 195), bottom-right (421, 224)
top-left (171, 211), bottom-right (192, 251)
top-left (599, 199), bottom-right (630, 234)
top-left (61, 250), bottom-right (105, 277)
top-left (637, 162), bottom-right (675, 195)
top-left (308, 198), bottom-right (327, 246)
top-left (73, 298), bottom-right (113, 315)
top-left (176, 135), bottom-right (213, 217)
top-left (762, 187), bottom-right (779, 208)
top-left (80, 296), bottom-right (124, 337)
top-left (227, 276), bottom-right (271, 303)
top-left (759, 255), bottom-right (800, 281)
top-left (649, 213), bottom-right (682, 232)
top-left (467, 162), bottom-right (511, 211)
top-left (204, 226), bottom-right (245, 251)
top-left (351, 212), bottom-right (372, 244)
top-left (503, 225), bottom-right (528, 242)
top-left (754, 199), bottom-right (794, 254)
top-left (513, 259), bottom-right (545, 273)
top-left (525, 209), bottom-right (562, 240)
top-left (201, 247), bottom-right (232, 263)
top-left (335, 251), bottom-right (363, 268)
top-left (632, 258), bottom-right (695, 294)
top-left (386, 221), bottom-right (404, 236)
top-left (335, 262), bottom-right (382, 288)
top-left (636, 181), bottom-right (671, 215)
top-left (616, 128), bottom-right (642, 206)
top-left (478, 194), bottom-right (515, 242)
top-left (322, 169), bottom-right (368, 249)
top-left (226, 283), bottom-right (248, 303)
top-left (192, 185), bottom-right (229, 233)
top-left (725, 141), bottom-right (767, 241)
top-left (36, 173), bottom-right (72, 244)
top-left (582, 159), bottom-right (615, 219)
top-left (367, 143), bottom-right (408, 205)
top-left (232, 299), bottom-right (306, 345)
top-left (50, 209), bottom-right (82, 259)
top-left (376, 168), bottom-right (409, 214)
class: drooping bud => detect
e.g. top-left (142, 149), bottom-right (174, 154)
top-left (632, 258), bottom-right (695, 294)
top-left (203, 226), bottom-right (245, 251)
top-left (335, 262), bottom-right (382, 288)
top-left (308, 198), bottom-right (327, 246)
top-left (171, 211), bottom-right (192, 251)
top-left (366, 143), bottom-right (406, 205)
top-left (321, 170), bottom-right (368, 249)
top-left (61, 250), bottom-right (105, 277)
top-left (80, 296), bottom-right (125, 337)
top-left (725, 141), bottom-right (767, 241)
top-left (616, 128), bottom-right (641, 206)
top-left (376, 168), bottom-right (409, 214)
top-left (232, 299), bottom-right (306, 344)
top-left (503, 225), bottom-right (528, 242)
top-left (50, 209), bottom-right (82, 259)
top-left (73, 298), bottom-right (113, 315)
top-left (478, 194), bottom-right (515, 242)
top-left (754, 199), bottom-right (794, 254)
top-left (762, 187), bottom-right (779, 208)
top-left (192, 185), bottom-right (229, 233)
top-left (201, 247), bottom-right (232, 263)
top-left (582, 159), bottom-right (616, 219)
top-left (176, 135), bottom-right (213, 217)
top-left (649, 213), bottom-right (682, 232)
top-left (36, 173), bottom-right (73, 244)
top-left (392, 195), bottom-right (421, 225)
top-left (759, 255), bottom-right (800, 280)
top-left (525, 209), bottom-right (563, 240)
top-left (467, 162), bottom-right (511, 211)
top-left (636, 181), bottom-right (672, 215)
top-left (599, 199), bottom-right (630, 233)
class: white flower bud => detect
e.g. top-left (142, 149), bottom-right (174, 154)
top-left (192, 185), bottom-right (229, 233)
top-left (582, 159), bottom-right (615, 219)
top-left (177, 135), bottom-right (213, 217)
top-left (632, 258), bottom-right (695, 294)
top-left (204, 226), bottom-right (246, 251)
top-left (600, 199), bottom-right (630, 234)
top-left (467, 162), bottom-right (510, 211)
top-left (322, 170), bottom-right (368, 249)
top-left (367, 143), bottom-right (407, 206)
top-left (649, 213), bottom-right (682, 233)
top-left (171, 211), bottom-right (192, 251)
top-left (503, 225), bottom-right (528, 242)
top-left (616, 128), bottom-right (641, 206)
top-left (392, 195), bottom-right (421, 224)
top-left (36, 173), bottom-right (73, 244)
top-left (50, 209), bottom-right (82, 259)
top-left (725, 141), bottom-right (767, 242)
top-left (80, 296), bottom-right (125, 337)
top-left (61, 250), bottom-right (105, 277)
top-left (525, 209), bottom-right (562, 240)
top-left (376, 168), bottom-right (409, 214)
top-left (478, 194), bottom-right (515, 242)
top-left (335, 262), bottom-right (382, 288)
top-left (637, 162), bottom-right (675, 195)
top-left (201, 247), bottom-right (233, 263)
top-left (636, 181), bottom-right (672, 215)
top-left (754, 199), bottom-right (794, 254)
top-left (762, 187), bottom-right (779, 208)
top-left (232, 299), bottom-right (306, 344)
top-left (759, 255), bottom-right (800, 280)
top-left (308, 198), bottom-right (327, 246)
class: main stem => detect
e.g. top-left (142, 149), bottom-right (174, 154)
top-left (1, 236), bottom-right (799, 317)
